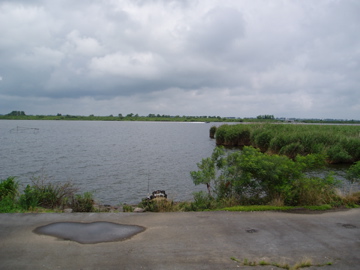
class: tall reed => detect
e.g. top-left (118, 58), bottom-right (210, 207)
top-left (214, 124), bottom-right (360, 163)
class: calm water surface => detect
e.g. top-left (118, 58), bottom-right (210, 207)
top-left (1, 120), bottom-right (357, 205)
top-left (0, 120), bottom-right (222, 204)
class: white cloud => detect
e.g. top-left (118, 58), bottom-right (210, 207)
top-left (0, 0), bottom-right (359, 119)
top-left (63, 30), bottom-right (104, 56)
top-left (89, 52), bottom-right (161, 79)
top-left (13, 47), bottom-right (64, 69)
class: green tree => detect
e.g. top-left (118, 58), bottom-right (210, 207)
top-left (7, 111), bottom-right (26, 116)
top-left (190, 157), bottom-right (215, 196)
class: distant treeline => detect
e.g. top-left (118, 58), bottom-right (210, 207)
top-left (1, 112), bottom-right (360, 124)
top-left (0, 113), bottom-right (239, 122)
top-left (213, 123), bottom-right (360, 163)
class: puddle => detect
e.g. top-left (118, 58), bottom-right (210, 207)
top-left (34, 221), bottom-right (145, 244)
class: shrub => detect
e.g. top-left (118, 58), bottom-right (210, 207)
top-left (254, 131), bottom-right (273, 152)
top-left (19, 185), bottom-right (39, 210)
top-left (327, 144), bottom-right (352, 163)
top-left (191, 146), bottom-right (338, 208)
top-left (123, 204), bottom-right (133, 212)
top-left (70, 192), bottom-right (94, 212)
top-left (0, 196), bottom-right (22, 213)
top-left (0, 177), bottom-right (19, 201)
top-left (137, 198), bottom-right (176, 212)
top-left (21, 176), bottom-right (77, 209)
top-left (346, 161), bottom-right (360, 184)
top-left (279, 142), bottom-right (305, 159)
top-left (290, 174), bottom-right (341, 206)
top-left (341, 192), bottom-right (360, 208)
top-left (190, 191), bottom-right (215, 211)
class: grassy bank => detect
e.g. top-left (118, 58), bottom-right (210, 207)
top-left (214, 123), bottom-right (360, 163)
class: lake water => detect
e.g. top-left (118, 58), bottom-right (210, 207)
top-left (1, 120), bottom-right (357, 205)
top-left (0, 120), bottom-right (223, 204)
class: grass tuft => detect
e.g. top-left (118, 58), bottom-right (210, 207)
top-left (230, 256), bottom-right (333, 270)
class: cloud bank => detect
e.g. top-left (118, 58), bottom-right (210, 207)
top-left (0, 0), bottom-right (359, 118)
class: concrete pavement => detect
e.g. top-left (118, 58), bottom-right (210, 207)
top-left (0, 209), bottom-right (359, 270)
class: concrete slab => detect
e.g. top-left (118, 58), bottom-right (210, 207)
top-left (0, 209), bottom-right (359, 270)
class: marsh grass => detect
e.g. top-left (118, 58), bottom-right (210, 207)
top-left (214, 124), bottom-right (360, 163)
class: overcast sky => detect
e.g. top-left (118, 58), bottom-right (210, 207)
top-left (0, 0), bottom-right (359, 119)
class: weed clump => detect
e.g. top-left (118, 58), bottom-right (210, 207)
top-left (70, 192), bottom-right (94, 212)
top-left (0, 176), bottom-right (95, 213)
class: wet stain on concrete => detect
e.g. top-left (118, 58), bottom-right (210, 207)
top-left (246, 228), bottom-right (258, 233)
top-left (34, 221), bottom-right (145, 244)
top-left (338, 223), bottom-right (357, 229)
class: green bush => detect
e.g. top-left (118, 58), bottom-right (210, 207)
top-left (0, 177), bottom-right (19, 201)
top-left (346, 161), bottom-right (360, 183)
top-left (0, 177), bottom-right (21, 213)
top-left (16, 176), bottom-right (78, 210)
top-left (137, 198), bottom-right (175, 212)
top-left (70, 192), bottom-right (94, 212)
top-left (279, 142), bottom-right (305, 159)
top-left (0, 196), bottom-right (22, 213)
top-left (253, 130), bottom-right (272, 152)
top-left (191, 146), bottom-right (335, 207)
top-left (290, 174), bottom-right (340, 206)
top-left (123, 204), bottom-right (133, 212)
top-left (190, 191), bottom-right (215, 211)
top-left (327, 144), bottom-right (352, 163)
top-left (19, 185), bottom-right (39, 210)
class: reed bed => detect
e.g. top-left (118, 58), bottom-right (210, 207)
top-left (215, 124), bottom-right (360, 163)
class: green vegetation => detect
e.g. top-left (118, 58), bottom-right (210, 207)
top-left (137, 198), bottom-right (184, 212)
top-left (70, 192), bottom-right (94, 212)
top-left (214, 123), bottom-right (360, 163)
top-left (0, 176), bottom-right (95, 213)
top-left (7, 111), bottom-right (26, 116)
top-left (230, 257), bottom-right (332, 270)
top-left (190, 146), bottom-right (360, 210)
top-left (209, 125), bottom-right (217, 138)
top-left (220, 204), bottom-right (332, 212)
top-left (122, 204), bottom-right (134, 212)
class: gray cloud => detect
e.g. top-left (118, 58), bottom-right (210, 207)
top-left (0, 0), bottom-right (359, 118)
